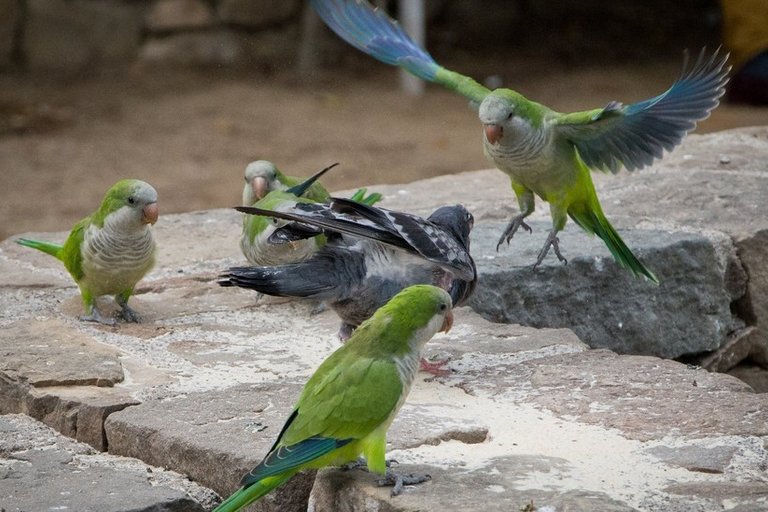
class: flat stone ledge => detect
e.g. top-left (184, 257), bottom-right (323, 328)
top-left (0, 413), bottom-right (216, 512)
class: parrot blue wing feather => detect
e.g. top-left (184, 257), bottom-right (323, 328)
top-left (311, 0), bottom-right (440, 82)
top-left (556, 48), bottom-right (730, 173)
top-left (241, 436), bottom-right (354, 487)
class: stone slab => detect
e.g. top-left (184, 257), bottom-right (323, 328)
top-left (0, 413), bottom-right (215, 511)
top-left (468, 220), bottom-right (745, 359)
top-left (0, 318), bottom-right (124, 387)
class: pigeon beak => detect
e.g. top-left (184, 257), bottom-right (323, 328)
top-left (142, 202), bottom-right (159, 225)
top-left (484, 123), bottom-right (503, 145)
top-left (252, 177), bottom-right (269, 200)
top-left (440, 309), bottom-right (454, 333)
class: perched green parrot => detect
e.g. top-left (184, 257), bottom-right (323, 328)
top-left (311, 0), bottom-right (732, 283)
top-left (241, 163), bottom-right (336, 266)
top-left (17, 179), bottom-right (158, 324)
top-left (242, 159), bottom-right (382, 207)
top-left (213, 284), bottom-right (454, 511)
top-left (243, 160), bottom-right (331, 205)
top-left (241, 160), bottom-right (383, 266)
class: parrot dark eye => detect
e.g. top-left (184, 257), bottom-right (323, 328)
top-left (438, 303), bottom-right (448, 312)
top-left (127, 196), bottom-right (136, 205)
top-left (506, 112), bottom-right (514, 120)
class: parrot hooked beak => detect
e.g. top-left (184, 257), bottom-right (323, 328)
top-left (142, 202), bottom-right (159, 225)
top-left (252, 176), bottom-right (269, 200)
top-left (484, 124), bottom-right (503, 145)
top-left (440, 309), bottom-right (454, 333)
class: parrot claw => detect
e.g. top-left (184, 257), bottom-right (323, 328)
top-left (419, 356), bottom-right (452, 376)
top-left (80, 306), bottom-right (116, 325)
top-left (533, 231), bottom-right (568, 269)
top-left (119, 304), bottom-right (142, 323)
top-left (340, 458), bottom-right (367, 471)
top-left (376, 469), bottom-right (431, 496)
top-left (495, 214), bottom-right (533, 251)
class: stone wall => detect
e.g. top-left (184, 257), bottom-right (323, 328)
top-left (0, 0), bottom-right (720, 71)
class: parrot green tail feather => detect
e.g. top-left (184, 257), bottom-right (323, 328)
top-left (213, 473), bottom-right (296, 512)
top-left (16, 238), bottom-right (63, 260)
top-left (568, 207), bottom-right (659, 284)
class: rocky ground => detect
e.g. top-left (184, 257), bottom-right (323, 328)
top-left (2, 127), bottom-right (767, 511)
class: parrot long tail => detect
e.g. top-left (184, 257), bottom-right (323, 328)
top-left (568, 207), bottom-right (659, 284)
top-left (213, 474), bottom-right (294, 512)
top-left (16, 238), bottom-right (63, 260)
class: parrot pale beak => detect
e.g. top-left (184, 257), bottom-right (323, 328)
top-left (252, 177), bottom-right (269, 200)
top-left (484, 124), bottom-right (503, 145)
top-left (440, 309), bottom-right (454, 333)
top-left (142, 202), bottom-right (159, 225)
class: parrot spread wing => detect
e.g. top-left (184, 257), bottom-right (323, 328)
top-left (311, 0), bottom-right (490, 104)
top-left (555, 48), bottom-right (730, 173)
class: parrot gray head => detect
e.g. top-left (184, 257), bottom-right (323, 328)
top-left (478, 90), bottom-right (536, 145)
top-left (243, 160), bottom-right (280, 204)
top-left (99, 179), bottom-right (159, 230)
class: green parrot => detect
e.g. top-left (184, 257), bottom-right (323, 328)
top-left (311, 0), bottom-right (732, 283)
top-left (241, 163), bottom-right (336, 266)
top-left (213, 284), bottom-right (454, 512)
top-left (241, 161), bottom-right (383, 266)
top-left (17, 179), bottom-right (158, 324)
top-left (242, 159), bottom-right (382, 207)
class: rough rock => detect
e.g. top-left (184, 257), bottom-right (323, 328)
top-left (0, 318), bottom-right (139, 451)
top-left (218, 0), bottom-right (300, 28)
top-left (145, 0), bottom-right (215, 32)
top-left (728, 364), bottom-right (768, 393)
top-left (23, 0), bottom-right (145, 70)
top-left (0, 319), bottom-right (124, 387)
top-left (0, 413), bottom-right (216, 511)
top-left (468, 220), bottom-right (745, 359)
top-left (104, 383), bottom-right (316, 511)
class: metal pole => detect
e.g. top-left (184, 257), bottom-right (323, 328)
top-left (398, 0), bottom-right (426, 95)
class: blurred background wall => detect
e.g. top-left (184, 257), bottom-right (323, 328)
top-left (0, 0), bottom-right (724, 73)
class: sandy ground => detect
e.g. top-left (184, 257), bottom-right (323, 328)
top-left (2, 57), bottom-right (767, 241)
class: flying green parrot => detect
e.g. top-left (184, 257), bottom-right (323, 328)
top-left (241, 160), bottom-right (383, 266)
top-left (213, 284), bottom-right (454, 511)
top-left (17, 179), bottom-right (158, 324)
top-left (311, 0), bottom-right (732, 284)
